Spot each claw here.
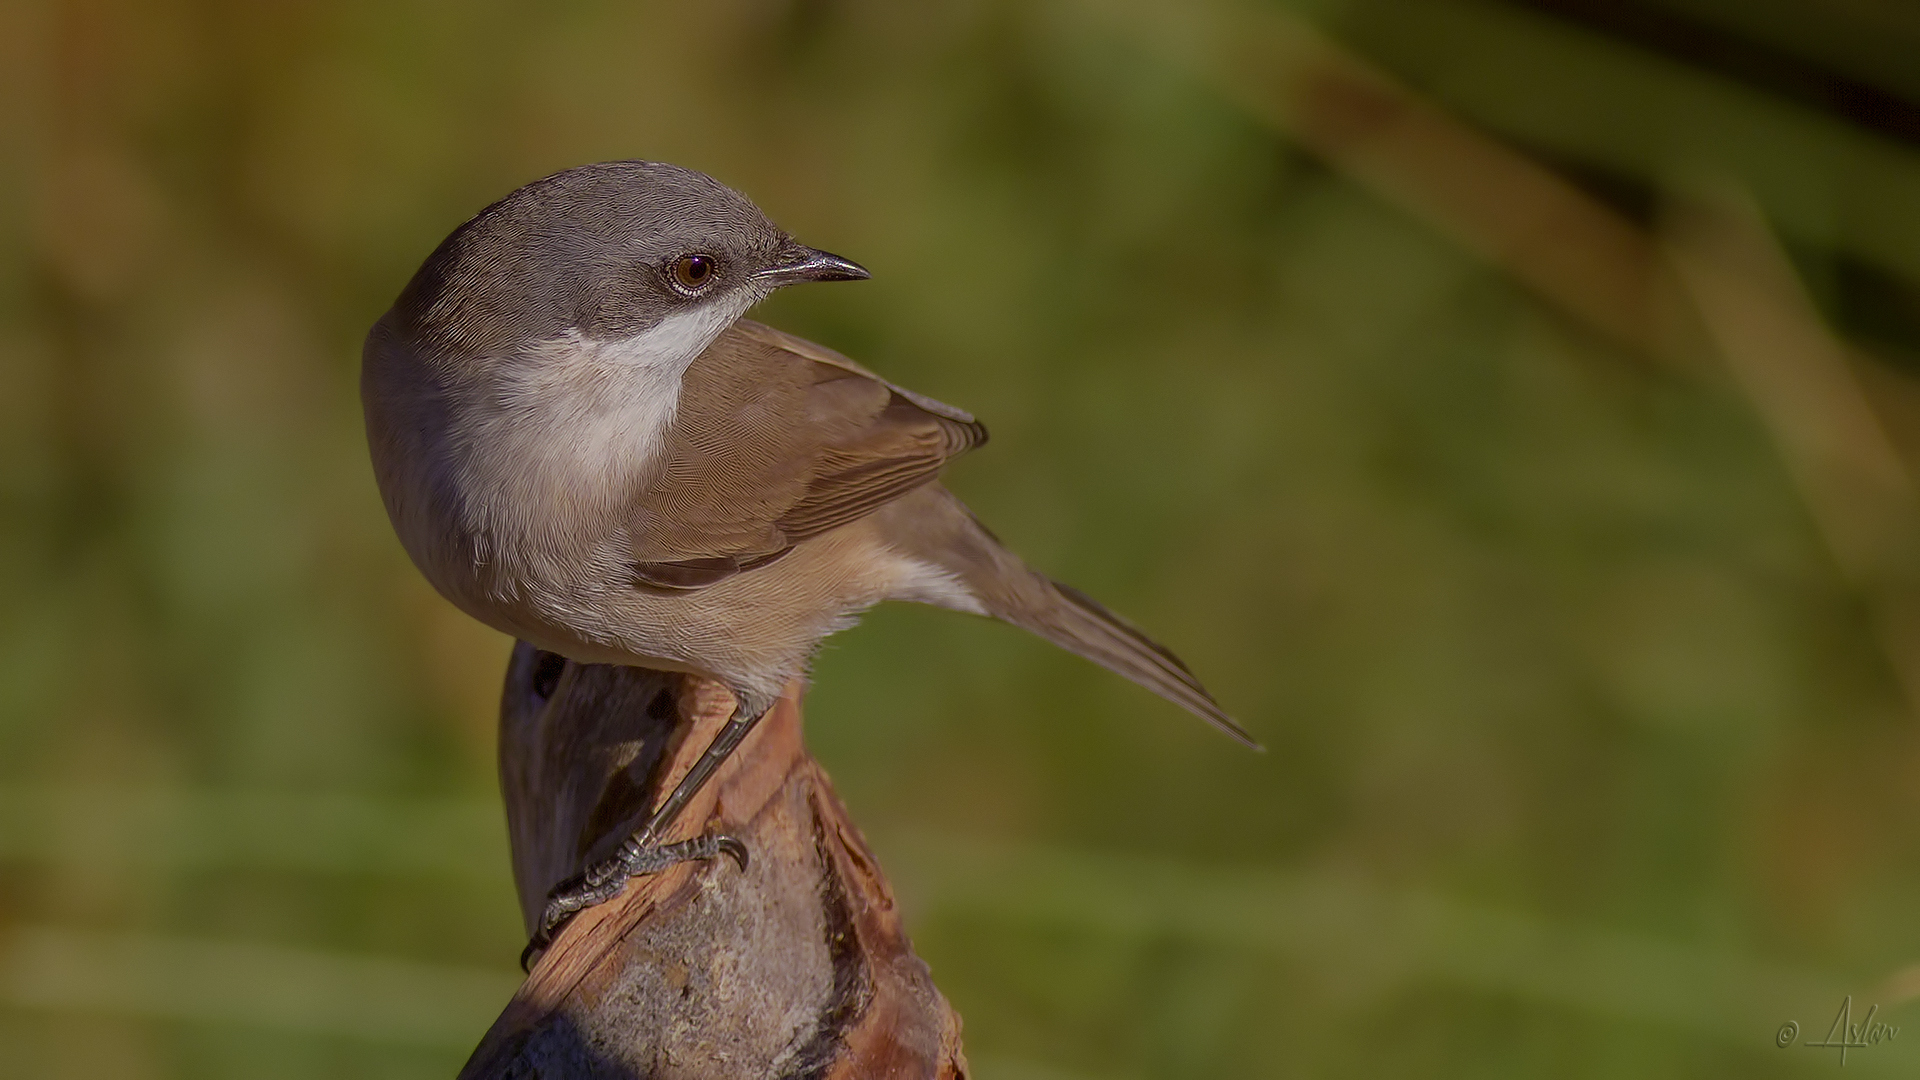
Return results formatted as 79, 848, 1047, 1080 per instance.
519, 831, 752, 971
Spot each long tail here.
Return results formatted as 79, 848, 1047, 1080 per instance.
878, 486, 1261, 750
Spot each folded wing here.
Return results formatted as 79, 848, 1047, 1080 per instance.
629, 319, 986, 590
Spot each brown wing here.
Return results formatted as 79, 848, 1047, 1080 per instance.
629, 319, 986, 590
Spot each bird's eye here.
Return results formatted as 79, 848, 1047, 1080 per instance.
670, 254, 718, 293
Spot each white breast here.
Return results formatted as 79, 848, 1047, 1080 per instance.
451, 304, 740, 551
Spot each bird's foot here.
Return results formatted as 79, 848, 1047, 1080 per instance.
520, 832, 748, 970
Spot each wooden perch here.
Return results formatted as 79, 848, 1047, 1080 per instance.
458, 642, 968, 1079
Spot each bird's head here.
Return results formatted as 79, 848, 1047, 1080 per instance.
393, 160, 867, 360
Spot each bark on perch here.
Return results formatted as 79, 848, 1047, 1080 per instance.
458, 641, 967, 1079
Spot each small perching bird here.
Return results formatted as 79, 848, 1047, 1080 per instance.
361, 161, 1257, 962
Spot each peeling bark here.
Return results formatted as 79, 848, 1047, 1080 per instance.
458, 642, 967, 1080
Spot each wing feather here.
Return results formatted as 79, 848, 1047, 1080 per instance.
628, 319, 984, 589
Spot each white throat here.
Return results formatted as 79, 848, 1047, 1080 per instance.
456, 303, 742, 542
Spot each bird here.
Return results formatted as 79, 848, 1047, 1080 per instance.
361, 160, 1257, 964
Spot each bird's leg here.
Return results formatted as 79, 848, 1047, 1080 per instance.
521, 706, 767, 969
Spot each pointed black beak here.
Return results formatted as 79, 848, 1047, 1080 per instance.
755, 242, 870, 286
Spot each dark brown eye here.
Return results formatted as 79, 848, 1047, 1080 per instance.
670, 254, 717, 293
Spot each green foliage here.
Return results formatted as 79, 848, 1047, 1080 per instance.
5, 0, 1920, 1075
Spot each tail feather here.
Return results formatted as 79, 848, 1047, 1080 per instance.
880, 484, 1260, 749
1025, 580, 1262, 750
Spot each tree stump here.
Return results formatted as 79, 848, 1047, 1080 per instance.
456, 642, 967, 1079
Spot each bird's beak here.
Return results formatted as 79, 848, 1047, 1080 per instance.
755, 242, 870, 286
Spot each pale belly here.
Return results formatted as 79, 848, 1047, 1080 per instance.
443, 515, 930, 714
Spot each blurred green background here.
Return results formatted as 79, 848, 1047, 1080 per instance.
9, 0, 1920, 1075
